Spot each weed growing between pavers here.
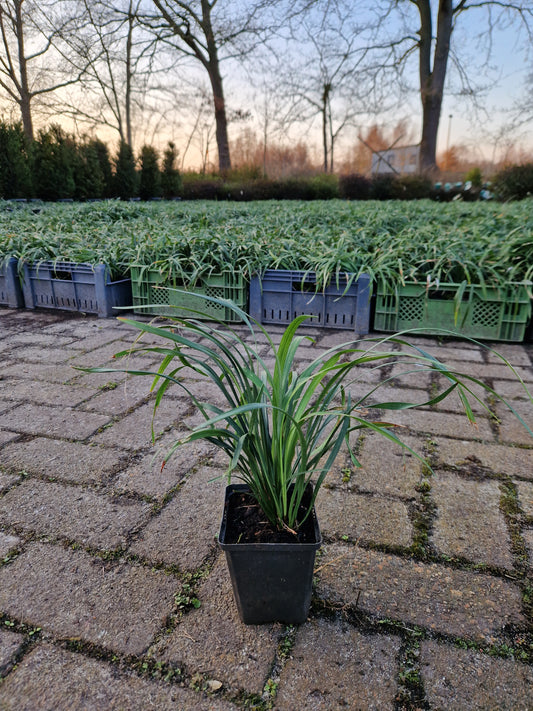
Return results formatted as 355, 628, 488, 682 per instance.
0, 620, 41, 682
260, 625, 297, 707
410, 457, 436, 560
499, 480, 533, 626
396, 630, 429, 710
61, 638, 186, 686
453, 632, 533, 664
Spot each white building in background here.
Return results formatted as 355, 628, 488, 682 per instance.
371, 144, 420, 175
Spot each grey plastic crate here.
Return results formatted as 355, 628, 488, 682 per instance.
0, 257, 24, 308
21, 261, 131, 318
249, 269, 371, 333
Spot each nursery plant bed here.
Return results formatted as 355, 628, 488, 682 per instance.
0, 257, 24, 308
218, 484, 321, 625
249, 269, 371, 333
21, 261, 132, 318
374, 281, 531, 342
131, 266, 247, 321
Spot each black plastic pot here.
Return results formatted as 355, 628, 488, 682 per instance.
218, 484, 321, 625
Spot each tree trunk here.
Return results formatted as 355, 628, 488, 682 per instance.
321, 82, 331, 173
208, 66, 231, 173
202, 0, 231, 173
14, 0, 33, 140
19, 90, 33, 141
417, 0, 453, 173
125, 4, 134, 148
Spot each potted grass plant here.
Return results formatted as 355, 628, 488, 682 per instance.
88, 294, 532, 625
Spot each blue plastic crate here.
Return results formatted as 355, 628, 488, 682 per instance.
250, 270, 371, 333
0, 257, 24, 308
21, 261, 132, 318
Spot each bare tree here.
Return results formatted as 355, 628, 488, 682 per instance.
59, 0, 175, 148
273, 0, 382, 173
141, 0, 270, 173
375, 0, 533, 173
0, 0, 82, 139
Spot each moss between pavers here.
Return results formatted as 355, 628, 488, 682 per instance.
515, 480, 533, 518
0, 533, 21, 561
434, 437, 533, 481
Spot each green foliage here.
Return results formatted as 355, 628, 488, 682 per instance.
0, 121, 32, 199
464, 167, 483, 188
397, 175, 432, 199
492, 163, 533, 201
2, 199, 533, 288
31, 125, 76, 200
74, 139, 107, 200
113, 140, 138, 199
139, 144, 162, 200
161, 142, 182, 198
84, 302, 531, 532
339, 173, 371, 200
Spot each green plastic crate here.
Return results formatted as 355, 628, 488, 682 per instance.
131, 266, 247, 321
374, 281, 531, 342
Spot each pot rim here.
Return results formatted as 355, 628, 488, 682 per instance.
218, 483, 322, 551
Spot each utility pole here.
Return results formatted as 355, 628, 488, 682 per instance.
446, 114, 453, 153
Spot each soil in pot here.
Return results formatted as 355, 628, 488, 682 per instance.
224, 487, 317, 544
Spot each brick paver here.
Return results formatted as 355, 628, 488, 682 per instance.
0, 644, 238, 710
431, 472, 514, 568
421, 639, 533, 710
0, 310, 532, 709
275, 618, 400, 709
0, 479, 150, 550
0, 543, 177, 655
317, 543, 524, 642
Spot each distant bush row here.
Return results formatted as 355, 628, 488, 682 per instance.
2, 120, 533, 202
0, 122, 181, 201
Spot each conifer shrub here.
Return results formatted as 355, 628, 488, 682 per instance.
113, 141, 138, 199
31, 125, 75, 201
0, 121, 32, 199
161, 142, 182, 198
139, 145, 162, 200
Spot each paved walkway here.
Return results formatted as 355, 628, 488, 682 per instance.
0, 307, 532, 710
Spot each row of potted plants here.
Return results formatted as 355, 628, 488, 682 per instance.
2, 199, 533, 288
